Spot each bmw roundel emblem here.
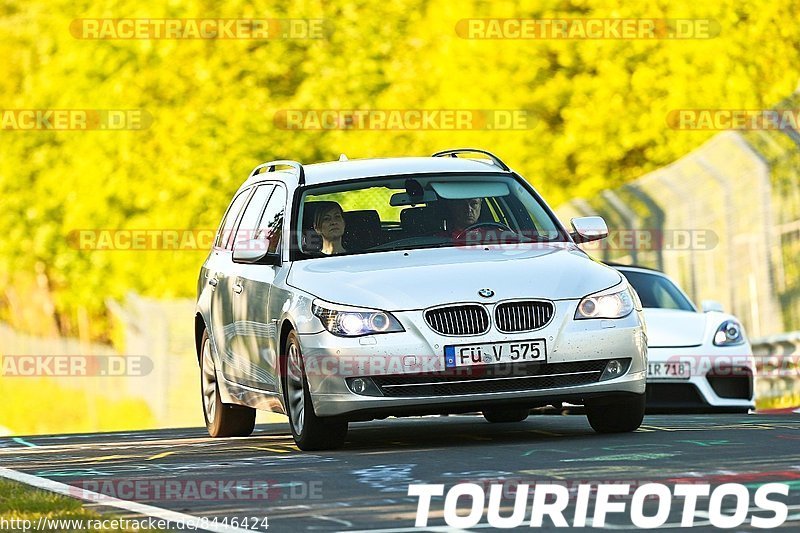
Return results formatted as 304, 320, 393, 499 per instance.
478, 288, 494, 298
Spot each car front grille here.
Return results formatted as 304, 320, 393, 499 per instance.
494, 300, 554, 332
371, 359, 615, 397
425, 304, 490, 336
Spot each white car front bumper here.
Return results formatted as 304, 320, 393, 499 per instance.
646, 343, 755, 411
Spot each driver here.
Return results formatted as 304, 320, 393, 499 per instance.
443, 198, 482, 232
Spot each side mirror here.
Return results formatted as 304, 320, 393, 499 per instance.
701, 300, 724, 313
232, 239, 281, 265
570, 216, 609, 243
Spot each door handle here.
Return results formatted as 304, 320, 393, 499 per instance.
208, 277, 218, 287
232, 282, 243, 294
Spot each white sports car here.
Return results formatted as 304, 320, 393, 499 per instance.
614, 265, 755, 413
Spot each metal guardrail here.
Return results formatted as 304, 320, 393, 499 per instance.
751, 331, 800, 356
555, 110, 800, 339
750, 331, 800, 410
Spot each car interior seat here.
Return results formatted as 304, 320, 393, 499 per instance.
400, 205, 443, 236
342, 210, 383, 251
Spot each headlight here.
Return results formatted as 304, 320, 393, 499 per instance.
575, 284, 635, 320
714, 319, 745, 346
312, 299, 405, 337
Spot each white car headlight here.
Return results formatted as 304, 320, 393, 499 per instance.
312, 299, 405, 337
575, 284, 636, 320
713, 319, 745, 346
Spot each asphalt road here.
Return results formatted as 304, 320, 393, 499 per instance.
1, 413, 800, 531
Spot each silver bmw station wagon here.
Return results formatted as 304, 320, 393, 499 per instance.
195, 149, 647, 450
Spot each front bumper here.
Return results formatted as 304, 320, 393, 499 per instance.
298, 301, 647, 417
646, 344, 755, 410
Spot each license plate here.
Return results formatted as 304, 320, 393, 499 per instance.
647, 362, 691, 380
444, 340, 546, 368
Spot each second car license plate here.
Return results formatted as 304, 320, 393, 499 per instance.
444, 340, 546, 368
647, 361, 691, 380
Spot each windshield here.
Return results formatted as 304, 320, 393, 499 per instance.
619, 270, 696, 312
294, 173, 567, 258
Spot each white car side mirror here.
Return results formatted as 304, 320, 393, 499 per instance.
570, 216, 608, 243
701, 299, 724, 313
233, 239, 280, 265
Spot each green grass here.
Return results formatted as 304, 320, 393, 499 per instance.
0, 479, 154, 532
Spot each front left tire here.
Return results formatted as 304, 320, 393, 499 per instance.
200, 330, 256, 437
585, 393, 646, 433
483, 406, 530, 423
283, 330, 348, 450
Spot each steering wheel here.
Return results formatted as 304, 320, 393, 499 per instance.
454, 221, 515, 240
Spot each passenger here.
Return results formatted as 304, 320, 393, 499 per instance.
443, 198, 482, 233
313, 202, 347, 255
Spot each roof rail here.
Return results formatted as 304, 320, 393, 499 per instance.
431, 148, 510, 171
249, 160, 305, 185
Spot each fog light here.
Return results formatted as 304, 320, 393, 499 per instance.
599, 359, 630, 381
351, 378, 367, 394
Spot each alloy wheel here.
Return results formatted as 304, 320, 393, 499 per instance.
286, 342, 305, 434
201, 338, 217, 422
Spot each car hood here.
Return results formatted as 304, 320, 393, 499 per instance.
642, 308, 708, 347
287, 244, 622, 310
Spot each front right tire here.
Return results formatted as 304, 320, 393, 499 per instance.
283, 330, 348, 451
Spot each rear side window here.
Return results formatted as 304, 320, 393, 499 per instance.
256, 185, 287, 255
215, 189, 251, 250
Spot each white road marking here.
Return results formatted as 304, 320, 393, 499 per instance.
341, 520, 715, 532
310, 514, 353, 528
0, 467, 256, 533
694, 502, 800, 519
341, 506, 800, 532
